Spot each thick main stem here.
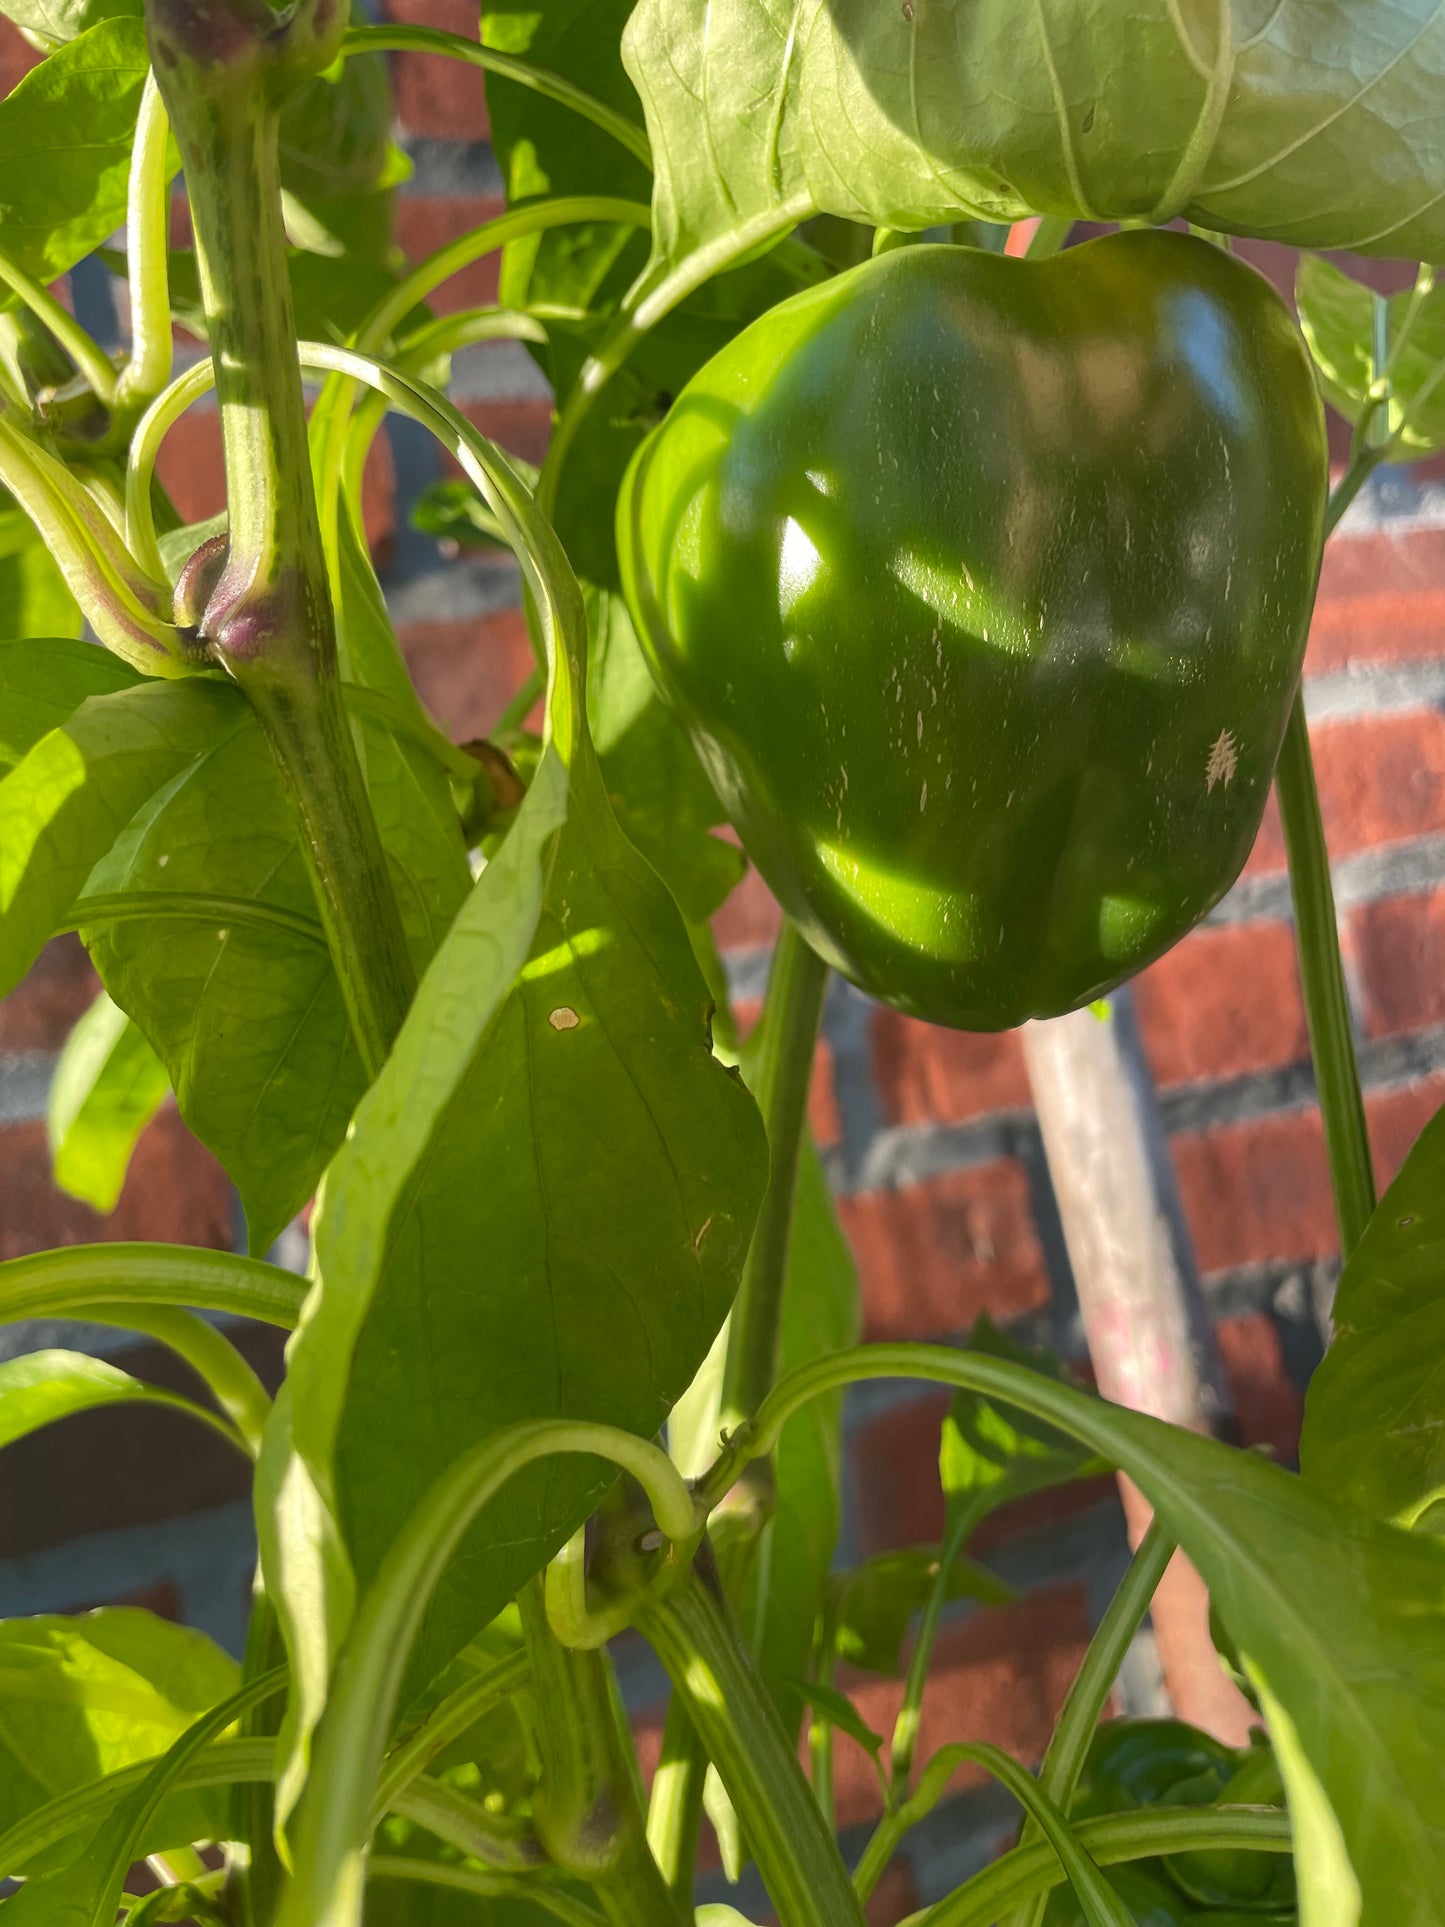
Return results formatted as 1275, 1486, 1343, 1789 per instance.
519, 1582, 686, 1927
638, 1547, 867, 1927
147, 0, 414, 1075
720, 922, 830, 1433
1275, 691, 1375, 1255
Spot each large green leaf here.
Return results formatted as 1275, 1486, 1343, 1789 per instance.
1301, 1101, 1445, 1534
0, 1609, 237, 1878
624, 0, 1445, 274
47, 988, 168, 1213
1297, 255, 1445, 458
0, 677, 238, 1001
0, 17, 156, 292
0, 637, 136, 776
82, 706, 469, 1256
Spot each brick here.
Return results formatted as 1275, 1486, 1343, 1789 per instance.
870, 1013, 1029, 1128
1172, 1108, 1335, 1274
398, 608, 537, 742
850, 1387, 1114, 1558
864, 1862, 920, 1926
837, 1163, 1050, 1342
1367, 1074, 1445, 1190
1308, 527, 1445, 673
0, 937, 97, 1054
828, 1584, 1091, 1829
1214, 1312, 1303, 1461
0, 20, 41, 95
1348, 889, 1445, 1038
0, 1110, 233, 1260
455, 397, 553, 471
712, 867, 782, 951
1246, 710, 1445, 875
395, 197, 506, 313
155, 410, 396, 551
1132, 922, 1307, 1086
0, 1326, 283, 1557
385, 0, 489, 141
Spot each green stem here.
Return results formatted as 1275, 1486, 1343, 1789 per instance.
225, 1586, 288, 1927
116, 73, 174, 412
341, 25, 652, 168
0, 241, 117, 404
520, 1581, 686, 1927
276, 1420, 694, 1927
809, 1590, 841, 1829
914, 1806, 1292, 1927
644, 1695, 707, 1906
368, 1860, 609, 1927
148, 0, 414, 1079
886, 1498, 988, 1803
78, 1302, 272, 1454
720, 922, 830, 1432
372, 1651, 530, 1814
1003, 1518, 1176, 1927
637, 1547, 867, 1927
1274, 692, 1375, 1255
0, 1242, 305, 1328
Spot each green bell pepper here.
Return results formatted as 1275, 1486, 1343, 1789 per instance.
619, 232, 1327, 1029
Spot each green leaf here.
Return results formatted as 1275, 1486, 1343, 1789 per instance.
0, 678, 239, 1001
1297, 255, 1445, 458
0, 0, 139, 45
0, 1666, 281, 1923
0, 1347, 235, 1453
0, 636, 137, 777
0, 18, 156, 293
82, 705, 469, 1255
624, 0, 1445, 274
48, 989, 168, 1213
482, 0, 651, 319
0, 1609, 237, 1879
279, 41, 407, 266
1300, 1099, 1445, 1532
832, 1543, 1012, 1676
787, 1678, 885, 1764
0, 511, 82, 648
941, 1317, 1104, 1531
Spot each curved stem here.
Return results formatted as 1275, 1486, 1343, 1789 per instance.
126, 359, 216, 581
886, 1498, 988, 1803
0, 242, 116, 405
71, 1302, 272, 1455
64, 889, 327, 949
276, 1421, 695, 1927
915, 1806, 1292, 1927
371, 1651, 530, 1814
1004, 1517, 1176, 1927
1274, 692, 1374, 1255
637, 1546, 866, 1927
341, 25, 651, 168
719, 922, 829, 1432
0, 1243, 305, 1329
116, 74, 174, 411
367, 1860, 607, 1927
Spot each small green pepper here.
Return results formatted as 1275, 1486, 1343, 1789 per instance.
619, 232, 1327, 1029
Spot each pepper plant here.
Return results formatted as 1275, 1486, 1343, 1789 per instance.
1, 2, 1444, 1924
